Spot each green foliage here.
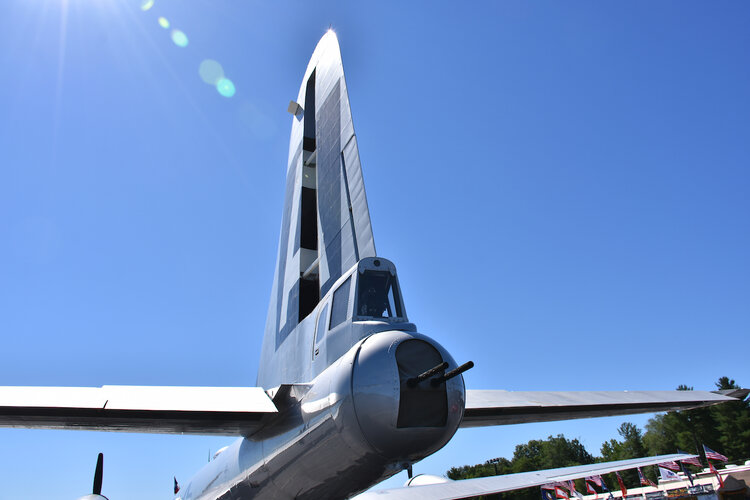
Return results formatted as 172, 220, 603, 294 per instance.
447, 457, 512, 481
446, 435, 594, 500
712, 377, 750, 461
513, 434, 594, 472
447, 377, 749, 499
447, 457, 512, 500
600, 422, 646, 460
642, 377, 750, 464
600, 422, 646, 486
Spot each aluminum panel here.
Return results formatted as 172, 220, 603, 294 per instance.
461, 389, 737, 427
317, 79, 343, 297
0, 386, 277, 435
354, 454, 699, 500
104, 386, 276, 413
0, 387, 105, 409
274, 146, 302, 348
342, 137, 376, 258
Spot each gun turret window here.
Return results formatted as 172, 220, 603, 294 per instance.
356, 271, 403, 319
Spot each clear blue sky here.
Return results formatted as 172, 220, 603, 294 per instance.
1, 1, 749, 498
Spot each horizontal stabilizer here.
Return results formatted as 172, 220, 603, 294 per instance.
462, 389, 737, 428
355, 453, 697, 499
0, 386, 277, 436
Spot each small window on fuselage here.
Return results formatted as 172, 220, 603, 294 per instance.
329, 276, 351, 330
356, 271, 403, 319
315, 303, 329, 345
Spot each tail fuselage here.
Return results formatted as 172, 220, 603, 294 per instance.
179, 290, 465, 498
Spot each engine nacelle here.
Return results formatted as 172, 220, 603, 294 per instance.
405, 474, 453, 487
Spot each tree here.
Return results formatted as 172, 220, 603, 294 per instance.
712, 377, 750, 461
512, 434, 594, 472
510, 436, 593, 499
447, 377, 748, 499
447, 457, 512, 480
643, 413, 679, 455
448, 435, 593, 500
643, 377, 749, 464
600, 422, 647, 486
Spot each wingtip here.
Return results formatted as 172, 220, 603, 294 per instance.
712, 388, 749, 400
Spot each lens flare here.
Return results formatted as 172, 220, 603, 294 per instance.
140, 0, 154, 11
158, 17, 170, 29
216, 78, 236, 98
171, 30, 189, 48
199, 60, 224, 85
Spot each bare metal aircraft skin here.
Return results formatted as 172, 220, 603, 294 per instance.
0, 31, 744, 500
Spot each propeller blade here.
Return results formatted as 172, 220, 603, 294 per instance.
93, 453, 103, 495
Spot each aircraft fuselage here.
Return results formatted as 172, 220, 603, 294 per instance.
179, 261, 465, 498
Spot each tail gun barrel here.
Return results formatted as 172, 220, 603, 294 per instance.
407, 362, 449, 388
431, 361, 474, 387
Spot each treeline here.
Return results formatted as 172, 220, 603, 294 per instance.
447, 377, 749, 500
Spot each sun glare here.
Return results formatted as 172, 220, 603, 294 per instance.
216, 78, 236, 98
199, 59, 224, 85
129, 0, 237, 99
171, 29, 188, 47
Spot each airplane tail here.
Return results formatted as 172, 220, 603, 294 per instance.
258, 31, 376, 387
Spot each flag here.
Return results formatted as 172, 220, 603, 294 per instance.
589, 475, 609, 492
615, 472, 627, 498
554, 481, 571, 492
555, 485, 569, 499
703, 445, 728, 462
658, 461, 681, 472
658, 466, 681, 481
709, 462, 725, 488
586, 476, 603, 488
586, 475, 606, 498
585, 479, 600, 500
637, 467, 648, 486
174, 476, 180, 494
678, 450, 702, 467
638, 467, 657, 488
598, 475, 609, 492
568, 480, 584, 499
541, 486, 557, 500
680, 462, 694, 486
585, 478, 597, 494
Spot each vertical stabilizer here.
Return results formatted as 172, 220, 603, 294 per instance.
258, 31, 375, 387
